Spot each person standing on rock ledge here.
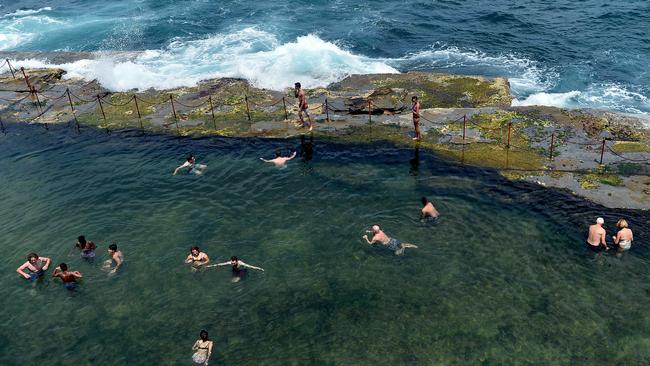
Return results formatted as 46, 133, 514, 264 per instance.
295, 82, 313, 131
411, 96, 421, 140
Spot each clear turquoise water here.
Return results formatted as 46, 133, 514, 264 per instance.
0, 124, 649, 364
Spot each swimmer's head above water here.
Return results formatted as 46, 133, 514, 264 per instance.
596, 217, 604, 225
200, 329, 209, 341
59, 262, 68, 271
77, 235, 86, 246
372, 225, 380, 234
421, 196, 428, 205
230, 256, 239, 267
108, 243, 118, 254
190, 246, 200, 256
27, 252, 39, 264
186, 154, 195, 163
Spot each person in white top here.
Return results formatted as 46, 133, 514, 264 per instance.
173, 154, 207, 175
612, 219, 634, 251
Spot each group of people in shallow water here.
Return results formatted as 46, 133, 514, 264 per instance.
587, 217, 635, 256
16, 236, 124, 289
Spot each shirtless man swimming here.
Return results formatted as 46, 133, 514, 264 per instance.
185, 246, 210, 267
16, 253, 51, 280
107, 243, 124, 274
420, 196, 439, 219
587, 217, 609, 252
294, 82, 313, 131
52, 263, 82, 290
209, 256, 264, 282
362, 225, 418, 255
260, 150, 296, 167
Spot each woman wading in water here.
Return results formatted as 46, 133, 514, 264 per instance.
191, 329, 213, 365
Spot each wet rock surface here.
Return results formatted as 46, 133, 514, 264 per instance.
0, 64, 648, 209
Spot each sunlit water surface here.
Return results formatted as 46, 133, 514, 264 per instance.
0, 124, 648, 365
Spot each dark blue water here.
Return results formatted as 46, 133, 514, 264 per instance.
1, 1, 649, 114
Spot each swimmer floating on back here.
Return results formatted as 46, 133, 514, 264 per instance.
174, 154, 207, 175
191, 329, 213, 365
208, 256, 264, 282
260, 150, 296, 167
363, 225, 418, 255
52, 263, 82, 290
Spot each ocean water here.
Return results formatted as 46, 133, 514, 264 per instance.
0, 124, 649, 364
0, 1, 649, 116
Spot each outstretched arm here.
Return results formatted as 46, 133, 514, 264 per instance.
287, 151, 297, 161
240, 261, 264, 271
16, 263, 31, 279
362, 235, 376, 245
73, 271, 83, 278
173, 161, 191, 175
51, 267, 61, 278
260, 158, 271, 163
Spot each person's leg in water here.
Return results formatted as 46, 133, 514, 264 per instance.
395, 243, 418, 255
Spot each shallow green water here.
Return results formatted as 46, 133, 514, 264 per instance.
0, 125, 649, 365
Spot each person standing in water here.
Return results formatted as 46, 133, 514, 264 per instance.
51, 263, 83, 290
191, 329, 213, 365
106, 243, 124, 274
363, 225, 418, 255
411, 96, 421, 140
420, 196, 439, 220
16, 253, 51, 280
185, 246, 210, 268
74, 235, 97, 259
260, 150, 296, 167
295, 82, 313, 131
587, 217, 609, 252
173, 154, 207, 175
612, 219, 634, 252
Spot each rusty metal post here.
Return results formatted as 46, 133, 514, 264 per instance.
97, 95, 108, 133
169, 95, 179, 135
368, 99, 372, 124
32, 86, 43, 113
599, 139, 606, 165
462, 114, 466, 145
6, 59, 15, 79
244, 95, 251, 121
282, 96, 288, 120
134, 95, 144, 130
20, 67, 31, 90
66, 88, 80, 133
208, 96, 217, 130
549, 132, 555, 160
506, 122, 512, 148
325, 98, 330, 123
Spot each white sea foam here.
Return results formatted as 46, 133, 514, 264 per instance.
512, 91, 582, 108
2, 7, 52, 18
0, 13, 65, 51
11, 28, 398, 91
5, 28, 649, 118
